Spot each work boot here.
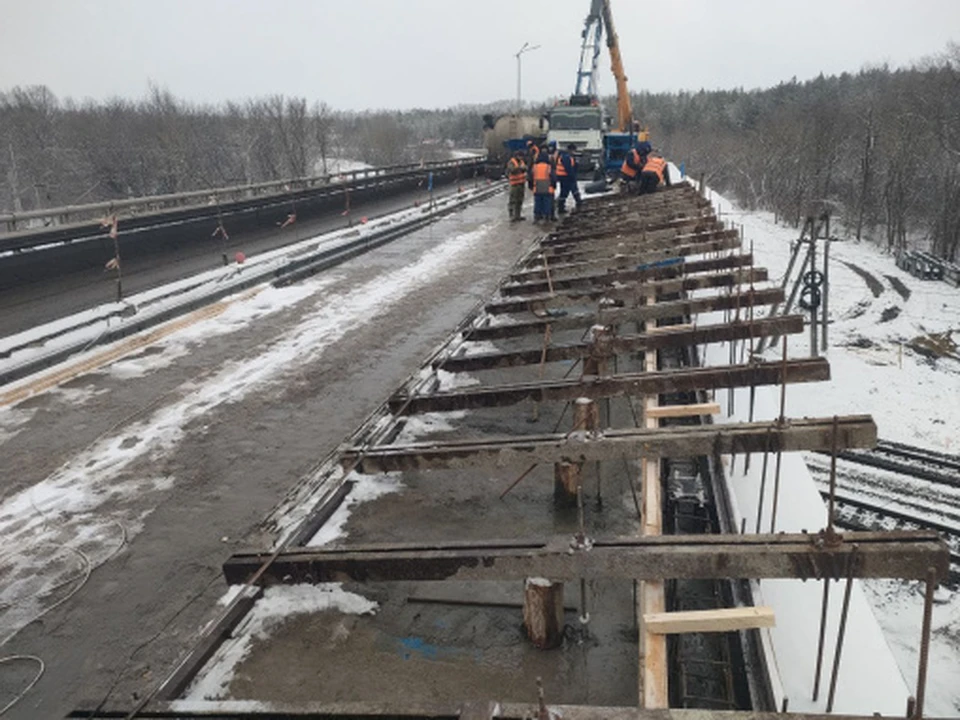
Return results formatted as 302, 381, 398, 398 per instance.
517, 215, 526, 221
557, 200, 567, 215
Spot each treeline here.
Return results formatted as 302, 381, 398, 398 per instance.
0, 86, 506, 211
634, 43, 960, 261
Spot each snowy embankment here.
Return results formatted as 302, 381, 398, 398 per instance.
701, 182, 960, 716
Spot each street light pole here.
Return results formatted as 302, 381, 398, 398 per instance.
515, 42, 541, 115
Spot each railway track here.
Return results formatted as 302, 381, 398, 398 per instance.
816, 489, 960, 583
816, 439, 960, 488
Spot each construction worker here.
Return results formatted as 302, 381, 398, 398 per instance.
505, 150, 528, 222
555, 143, 582, 215
638, 152, 671, 195
620, 142, 647, 191
526, 139, 540, 167
528, 149, 556, 223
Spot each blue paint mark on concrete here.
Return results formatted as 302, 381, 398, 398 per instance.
399, 636, 440, 660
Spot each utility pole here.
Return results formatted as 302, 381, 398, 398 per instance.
515, 42, 541, 115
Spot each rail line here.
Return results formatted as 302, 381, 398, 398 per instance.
815, 439, 960, 488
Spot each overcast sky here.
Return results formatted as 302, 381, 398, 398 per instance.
1, 0, 958, 110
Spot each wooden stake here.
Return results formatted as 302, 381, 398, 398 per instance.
523, 578, 565, 650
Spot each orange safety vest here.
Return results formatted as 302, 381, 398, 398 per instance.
532, 162, 553, 193
556, 153, 575, 178
643, 155, 667, 182
621, 149, 641, 178
507, 157, 527, 185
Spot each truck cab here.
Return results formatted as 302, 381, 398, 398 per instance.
547, 96, 604, 167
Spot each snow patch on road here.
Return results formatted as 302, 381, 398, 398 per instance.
185, 583, 377, 700
306, 472, 404, 547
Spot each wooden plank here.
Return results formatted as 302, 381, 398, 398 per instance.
643, 606, 776, 634
645, 403, 721, 419
221, 531, 950, 586
394, 357, 830, 414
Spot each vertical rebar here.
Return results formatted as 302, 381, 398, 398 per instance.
770, 447, 784, 534
827, 415, 840, 535
755, 429, 772, 534
812, 578, 831, 701
825, 553, 857, 713
809, 221, 819, 357
822, 225, 831, 351
914, 566, 937, 720
779, 335, 788, 423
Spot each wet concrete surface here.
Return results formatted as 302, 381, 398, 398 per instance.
0, 191, 543, 718
199, 303, 651, 707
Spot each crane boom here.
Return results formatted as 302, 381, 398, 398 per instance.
600, 0, 633, 132
573, 0, 604, 99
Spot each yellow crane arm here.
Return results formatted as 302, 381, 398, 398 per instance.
601, 0, 633, 133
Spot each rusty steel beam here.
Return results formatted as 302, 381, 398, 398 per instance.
540, 228, 740, 265
408, 357, 828, 413
511, 235, 742, 284
345, 414, 872, 472
468, 288, 784, 341
501, 253, 753, 297
544, 214, 720, 247
222, 530, 946, 586
487, 269, 767, 316
438, 316, 803, 373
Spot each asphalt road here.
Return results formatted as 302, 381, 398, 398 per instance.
0, 191, 539, 718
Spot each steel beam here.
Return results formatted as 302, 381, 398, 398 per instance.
344, 415, 874, 472
511, 236, 743, 283
488, 269, 768, 315
439, 316, 804, 373
540, 228, 740, 265
467, 289, 784, 341
222, 530, 946, 586
501, 253, 754, 296
544, 214, 720, 247
406, 357, 828, 412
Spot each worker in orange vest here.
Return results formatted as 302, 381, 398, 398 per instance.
638, 152, 671, 195
620, 141, 649, 192
505, 150, 528, 222
528, 149, 556, 223
526, 139, 540, 167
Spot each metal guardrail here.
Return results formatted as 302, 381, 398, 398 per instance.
0, 156, 485, 235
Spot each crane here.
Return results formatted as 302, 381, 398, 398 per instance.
599, 0, 634, 133
573, 0, 604, 101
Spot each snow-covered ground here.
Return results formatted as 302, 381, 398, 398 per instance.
705, 185, 960, 716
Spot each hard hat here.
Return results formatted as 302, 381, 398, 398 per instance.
548, 140, 557, 148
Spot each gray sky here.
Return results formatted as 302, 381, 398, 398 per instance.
1, 0, 958, 110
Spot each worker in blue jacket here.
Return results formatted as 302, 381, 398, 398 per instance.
555, 144, 582, 215
528, 150, 557, 223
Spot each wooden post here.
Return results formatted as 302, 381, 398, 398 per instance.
523, 578, 565, 649
572, 397, 599, 433
554, 459, 582, 506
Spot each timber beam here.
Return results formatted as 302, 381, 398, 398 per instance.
466, 289, 784, 341
404, 357, 828, 413
509, 235, 742, 284
439, 316, 804, 374
343, 415, 875, 472
501, 253, 754, 296
222, 530, 946, 586
487, 269, 768, 315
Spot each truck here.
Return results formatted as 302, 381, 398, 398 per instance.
482, 114, 548, 178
